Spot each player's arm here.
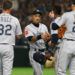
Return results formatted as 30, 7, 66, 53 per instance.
45, 31, 59, 55
25, 28, 51, 43
52, 13, 66, 30
49, 22, 59, 45
25, 27, 43, 43
41, 24, 51, 42
27, 35, 42, 43
51, 23, 61, 44
51, 13, 67, 44
51, 34, 58, 45
15, 19, 22, 40
45, 34, 58, 56
26, 33, 51, 43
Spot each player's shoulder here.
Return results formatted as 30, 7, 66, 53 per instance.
54, 17, 61, 23
62, 11, 74, 19
25, 23, 33, 29
39, 23, 47, 27
62, 11, 72, 16
11, 15, 19, 22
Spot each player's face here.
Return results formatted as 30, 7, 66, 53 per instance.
48, 11, 54, 19
71, 4, 75, 10
31, 14, 41, 24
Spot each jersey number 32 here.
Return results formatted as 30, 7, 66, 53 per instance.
0, 24, 12, 35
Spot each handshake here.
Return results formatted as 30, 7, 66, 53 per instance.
41, 32, 51, 42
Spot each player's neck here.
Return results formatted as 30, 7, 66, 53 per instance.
32, 23, 39, 27
3, 9, 11, 14
54, 15, 60, 19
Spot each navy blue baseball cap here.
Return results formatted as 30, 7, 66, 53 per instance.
31, 9, 42, 15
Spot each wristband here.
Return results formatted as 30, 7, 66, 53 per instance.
37, 35, 41, 40
51, 34, 58, 44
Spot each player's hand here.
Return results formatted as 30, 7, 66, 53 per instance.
41, 32, 51, 42
45, 51, 52, 60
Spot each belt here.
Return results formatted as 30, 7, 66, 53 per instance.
39, 49, 45, 52
35, 49, 45, 52
63, 38, 75, 41
0, 43, 9, 45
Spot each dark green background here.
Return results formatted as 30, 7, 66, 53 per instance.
14, 45, 30, 67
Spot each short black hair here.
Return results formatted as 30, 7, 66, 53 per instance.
53, 5, 62, 15
3, 0, 12, 10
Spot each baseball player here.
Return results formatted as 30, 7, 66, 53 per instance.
0, 1, 22, 75
25, 9, 50, 75
49, 5, 66, 75
52, 0, 75, 75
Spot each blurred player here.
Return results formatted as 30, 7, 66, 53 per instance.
25, 9, 50, 75
49, 5, 66, 75
0, 1, 22, 75
52, 0, 75, 75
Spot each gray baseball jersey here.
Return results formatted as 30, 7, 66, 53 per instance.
0, 13, 22, 45
50, 17, 62, 43
25, 23, 48, 50
0, 13, 22, 75
25, 23, 48, 75
57, 11, 75, 40
56, 11, 75, 75
50, 17, 62, 75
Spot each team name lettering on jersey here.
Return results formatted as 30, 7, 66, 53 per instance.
0, 17, 12, 22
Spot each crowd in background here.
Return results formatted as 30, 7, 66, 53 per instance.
0, 0, 72, 30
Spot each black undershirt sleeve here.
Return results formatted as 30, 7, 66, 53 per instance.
27, 35, 41, 41
51, 34, 59, 44
27, 36, 33, 41
52, 23, 59, 30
